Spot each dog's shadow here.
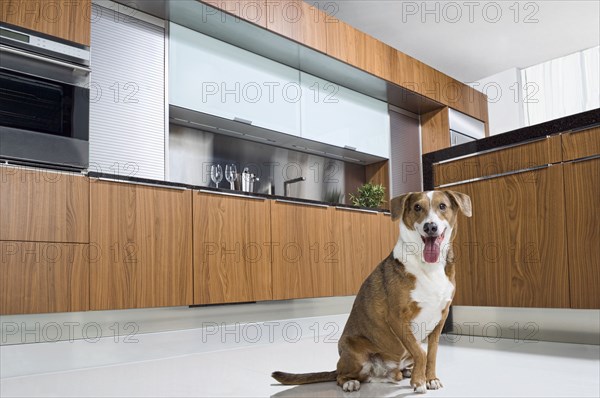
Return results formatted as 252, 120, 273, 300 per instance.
271, 381, 421, 398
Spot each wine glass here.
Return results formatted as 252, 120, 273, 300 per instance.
210, 164, 223, 188
225, 164, 237, 190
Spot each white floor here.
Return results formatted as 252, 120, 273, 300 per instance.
1, 313, 599, 397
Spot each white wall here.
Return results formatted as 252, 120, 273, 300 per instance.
473, 46, 600, 135
471, 68, 526, 136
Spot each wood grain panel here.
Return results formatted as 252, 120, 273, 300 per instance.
391, 50, 420, 92
450, 165, 569, 308
434, 135, 562, 186
564, 158, 600, 309
205, 0, 267, 27
271, 201, 334, 299
325, 16, 359, 64
90, 180, 193, 310
0, 166, 89, 243
365, 160, 390, 206
0, 241, 89, 315
266, 0, 327, 52
562, 126, 600, 162
361, 35, 394, 81
0, 0, 91, 46
379, 213, 399, 260
421, 107, 450, 154
194, 192, 272, 304
333, 208, 382, 296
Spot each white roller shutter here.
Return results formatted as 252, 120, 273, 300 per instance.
389, 110, 422, 196
89, 5, 165, 180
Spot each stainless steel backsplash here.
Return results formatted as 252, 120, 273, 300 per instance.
169, 124, 366, 203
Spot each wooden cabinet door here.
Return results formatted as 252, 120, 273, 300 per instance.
0, 0, 91, 46
90, 180, 193, 310
0, 166, 89, 243
0, 242, 89, 315
449, 165, 570, 308
206, 0, 267, 27
564, 158, 600, 309
266, 0, 327, 52
194, 191, 272, 304
333, 208, 383, 296
271, 201, 334, 299
379, 213, 399, 259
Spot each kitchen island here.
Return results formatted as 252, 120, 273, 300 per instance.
422, 108, 600, 309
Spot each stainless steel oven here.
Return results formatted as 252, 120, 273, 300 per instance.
0, 24, 90, 170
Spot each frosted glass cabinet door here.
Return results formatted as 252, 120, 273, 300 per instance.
169, 23, 301, 136
300, 72, 390, 158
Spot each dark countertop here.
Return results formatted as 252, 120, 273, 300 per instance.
86, 171, 391, 213
422, 108, 600, 190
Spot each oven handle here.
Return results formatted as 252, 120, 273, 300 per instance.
0, 45, 91, 73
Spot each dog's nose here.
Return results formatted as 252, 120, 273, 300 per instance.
423, 222, 438, 236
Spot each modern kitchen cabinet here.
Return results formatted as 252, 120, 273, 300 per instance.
0, 242, 89, 315
208, 0, 267, 27
0, 0, 91, 46
89, 180, 193, 310
89, 4, 166, 180
434, 135, 570, 308
325, 17, 393, 81
193, 191, 272, 304
271, 200, 335, 299
300, 71, 390, 158
332, 207, 383, 296
448, 165, 570, 308
379, 213, 399, 259
562, 127, 600, 309
169, 22, 301, 136
266, 0, 328, 53
0, 166, 89, 243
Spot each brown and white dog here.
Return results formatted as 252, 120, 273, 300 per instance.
272, 190, 472, 393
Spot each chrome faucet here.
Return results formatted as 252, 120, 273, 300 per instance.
283, 177, 305, 197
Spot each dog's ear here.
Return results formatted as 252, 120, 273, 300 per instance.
445, 191, 472, 217
390, 193, 412, 221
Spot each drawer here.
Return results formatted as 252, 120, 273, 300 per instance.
434, 135, 562, 186
562, 126, 600, 162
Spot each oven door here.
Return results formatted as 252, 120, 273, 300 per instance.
0, 45, 90, 169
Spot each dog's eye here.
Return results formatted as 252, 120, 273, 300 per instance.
414, 204, 422, 212
439, 203, 447, 210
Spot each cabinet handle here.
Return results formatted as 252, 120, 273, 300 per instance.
0, 45, 91, 73
198, 189, 266, 200
95, 177, 188, 190
335, 206, 380, 214
435, 163, 551, 188
275, 199, 329, 208
568, 154, 600, 164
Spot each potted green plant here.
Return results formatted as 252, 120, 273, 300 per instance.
349, 183, 386, 208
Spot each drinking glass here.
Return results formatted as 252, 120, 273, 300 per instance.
225, 164, 237, 190
210, 164, 223, 188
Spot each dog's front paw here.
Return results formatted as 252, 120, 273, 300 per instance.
411, 377, 427, 394
342, 380, 360, 392
426, 378, 443, 390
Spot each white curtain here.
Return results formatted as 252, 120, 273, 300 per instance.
523, 46, 599, 125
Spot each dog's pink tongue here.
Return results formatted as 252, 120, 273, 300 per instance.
423, 237, 441, 263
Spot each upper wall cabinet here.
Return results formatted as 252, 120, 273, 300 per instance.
300, 72, 390, 158
169, 23, 301, 136
0, 0, 91, 46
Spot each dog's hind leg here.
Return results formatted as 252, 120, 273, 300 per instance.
336, 336, 374, 392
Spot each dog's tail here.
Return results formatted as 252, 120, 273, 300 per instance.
271, 370, 337, 385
